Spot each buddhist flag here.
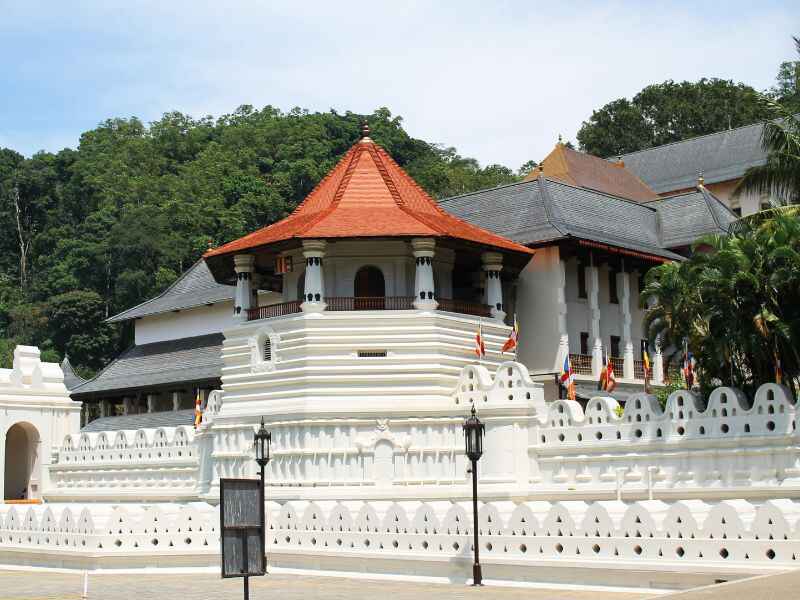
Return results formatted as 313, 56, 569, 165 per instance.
775, 348, 783, 385
605, 350, 617, 393
501, 314, 519, 354
560, 353, 576, 401
597, 348, 608, 391
194, 391, 203, 429
682, 340, 694, 389
643, 350, 651, 393
475, 320, 486, 358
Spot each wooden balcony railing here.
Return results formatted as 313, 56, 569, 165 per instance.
247, 296, 491, 320
326, 296, 416, 311
609, 356, 624, 376
436, 298, 492, 317
247, 300, 302, 321
634, 359, 646, 380
570, 354, 593, 375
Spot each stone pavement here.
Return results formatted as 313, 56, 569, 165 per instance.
0, 570, 651, 600
656, 569, 800, 600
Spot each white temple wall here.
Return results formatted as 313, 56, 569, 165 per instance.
0, 346, 80, 501
2, 497, 800, 590
134, 291, 281, 345
280, 240, 456, 301
516, 246, 563, 374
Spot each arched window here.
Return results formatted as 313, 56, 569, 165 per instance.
354, 266, 385, 309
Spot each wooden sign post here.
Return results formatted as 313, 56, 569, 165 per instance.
220, 478, 266, 600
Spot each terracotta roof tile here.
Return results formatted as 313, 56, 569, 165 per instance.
525, 144, 659, 202
206, 138, 533, 258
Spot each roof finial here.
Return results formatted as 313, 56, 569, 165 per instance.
361, 120, 371, 141
538, 162, 544, 172
207, 238, 214, 250
558, 133, 563, 145
697, 170, 705, 187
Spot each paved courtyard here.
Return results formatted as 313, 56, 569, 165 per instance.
0, 570, 651, 600
1, 569, 799, 600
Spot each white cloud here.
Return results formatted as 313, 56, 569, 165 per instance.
1, 1, 797, 168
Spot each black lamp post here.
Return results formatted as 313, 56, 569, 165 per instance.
253, 418, 271, 573
463, 404, 485, 586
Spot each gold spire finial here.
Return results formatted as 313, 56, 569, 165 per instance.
697, 171, 705, 187
361, 120, 370, 139
207, 238, 214, 250
558, 133, 563, 145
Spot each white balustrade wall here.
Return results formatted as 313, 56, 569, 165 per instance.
3, 498, 800, 588
45, 363, 800, 504
47, 426, 200, 501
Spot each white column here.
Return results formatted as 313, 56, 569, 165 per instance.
147, 393, 157, 413
300, 239, 327, 313
0, 430, 5, 500
620, 268, 634, 379
557, 258, 569, 371
587, 261, 602, 377
123, 397, 131, 416
411, 238, 437, 310
482, 251, 506, 322
233, 254, 255, 320
172, 391, 182, 412
99, 400, 107, 419
646, 296, 665, 385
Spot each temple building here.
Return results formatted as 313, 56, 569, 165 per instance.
619, 120, 770, 216
3, 126, 797, 592
70, 259, 280, 426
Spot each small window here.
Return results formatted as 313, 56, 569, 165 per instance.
638, 272, 646, 295
578, 262, 587, 299
358, 350, 387, 358
263, 338, 272, 362
609, 269, 619, 304
580, 332, 590, 355
610, 336, 621, 358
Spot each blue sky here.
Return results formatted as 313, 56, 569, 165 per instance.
0, 1, 797, 168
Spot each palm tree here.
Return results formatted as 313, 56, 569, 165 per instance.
734, 37, 800, 206
642, 211, 800, 399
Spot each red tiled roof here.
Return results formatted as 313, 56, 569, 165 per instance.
525, 144, 659, 202
205, 137, 534, 258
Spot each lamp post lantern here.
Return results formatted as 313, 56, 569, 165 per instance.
253, 418, 271, 574
463, 404, 485, 586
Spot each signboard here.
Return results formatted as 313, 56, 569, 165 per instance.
220, 478, 265, 578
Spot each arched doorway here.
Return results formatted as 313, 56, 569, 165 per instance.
4, 422, 40, 501
354, 266, 385, 309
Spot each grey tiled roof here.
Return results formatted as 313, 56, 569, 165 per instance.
441, 177, 696, 260
81, 409, 195, 432
60, 356, 86, 391
619, 122, 767, 193
71, 333, 223, 397
649, 188, 736, 248
107, 260, 234, 323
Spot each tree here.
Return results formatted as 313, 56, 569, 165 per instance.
769, 36, 800, 112
0, 106, 523, 373
578, 79, 771, 157
735, 37, 800, 206
642, 211, 800, 399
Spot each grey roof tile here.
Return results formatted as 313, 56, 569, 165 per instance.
107, 260, 234, 323
619, 122, 767, 193
441, 178, 685, 260
648, 188, 736, 248
71, 333, 223, 396
60, 356, 86, 391
81, 409, 195, 432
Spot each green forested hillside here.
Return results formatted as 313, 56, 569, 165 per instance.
0, 107, 526, 374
